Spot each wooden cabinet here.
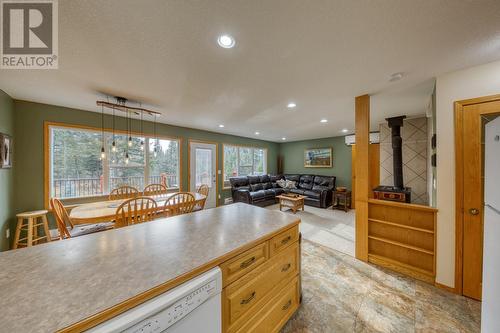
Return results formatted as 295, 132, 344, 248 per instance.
221, 226, 300, 333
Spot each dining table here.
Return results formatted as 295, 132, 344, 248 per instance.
69, 192, 207, 224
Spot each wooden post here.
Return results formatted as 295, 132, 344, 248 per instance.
355, 94, 370, 261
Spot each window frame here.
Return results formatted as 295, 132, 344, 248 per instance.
44, 121, 182, 208
222, 143, 268, 189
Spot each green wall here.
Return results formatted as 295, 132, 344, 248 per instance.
279, 136, 352, 189
0, 90, 14, 251
12, 100, 279, 217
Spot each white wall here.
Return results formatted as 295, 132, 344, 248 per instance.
435, 59, 500, 287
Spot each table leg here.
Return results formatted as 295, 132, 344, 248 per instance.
27, 218, 33, 247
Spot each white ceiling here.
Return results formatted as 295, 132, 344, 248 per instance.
1, 0, 500, 142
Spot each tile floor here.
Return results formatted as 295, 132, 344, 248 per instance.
267, 203, 356, 256
280, 240, 481, 333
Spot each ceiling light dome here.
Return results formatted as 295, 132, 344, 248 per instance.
217, 34, 235, 48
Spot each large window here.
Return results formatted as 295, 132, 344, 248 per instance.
223, 145, 267, 187
48, 124, 180, 200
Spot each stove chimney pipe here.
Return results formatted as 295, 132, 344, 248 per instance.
386, 116, 406, 189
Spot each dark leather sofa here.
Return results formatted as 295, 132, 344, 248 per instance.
229, 174, 336, 208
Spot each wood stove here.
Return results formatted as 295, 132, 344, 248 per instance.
373, 116, 412, 203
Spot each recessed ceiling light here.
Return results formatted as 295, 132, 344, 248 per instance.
287, 102, 296, 109
282, 137, 286, 141
255, 131, 260, 135
320, 119, 328, 123
341, 128, 349, 133
217, 34, 235, 49
218, 124, 225, 128
389, 72, 404, 82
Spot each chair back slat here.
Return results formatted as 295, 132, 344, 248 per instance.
50, 198, 72, 239
115, 197, 158, 228
195, 184, 209, 210
109, 185, 139, 200
164, 193, 196, 217
143, 183, 167, 197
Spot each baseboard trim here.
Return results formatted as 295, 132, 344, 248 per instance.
435, 282, 458, 294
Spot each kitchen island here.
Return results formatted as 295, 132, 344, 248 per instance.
0, 203, 300, 332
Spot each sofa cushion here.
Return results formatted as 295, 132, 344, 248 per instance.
298, 175, 314, 190
290, 188, 305, 195
248, 175, 261, 184
229, 176, 249, 188
272, 188, 285, 196
250, 183, 263, 191
284, 174, 300, 182
262, 182, 273, 190
303, 190, 321, 199
264, 189, 275, 198
270, 174, 284, 182
260, 175, 271, 183
249, 190, 265, 200
313, 176, 334, 189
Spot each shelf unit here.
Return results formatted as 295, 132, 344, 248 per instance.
367, 199, 438, 283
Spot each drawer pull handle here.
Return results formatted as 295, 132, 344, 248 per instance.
281, 236, 292, 245
240, 256, 256, 269
282, 300, 292, 311
240, 292, 256, 305
281, 263, 291, 272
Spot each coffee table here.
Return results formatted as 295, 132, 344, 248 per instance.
276, 194, 307, 214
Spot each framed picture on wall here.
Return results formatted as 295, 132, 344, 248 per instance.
0, 133, 12, 169
304, 148, 332, 168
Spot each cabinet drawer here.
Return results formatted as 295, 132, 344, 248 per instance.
225, 242, 299, 329
236, 276, 300, 333
220, 241, 269, 287
270, 225, 299, 256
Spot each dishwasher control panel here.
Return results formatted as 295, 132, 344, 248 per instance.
124, 279, 218, 333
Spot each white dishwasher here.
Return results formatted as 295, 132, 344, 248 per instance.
88, 267, 222, 333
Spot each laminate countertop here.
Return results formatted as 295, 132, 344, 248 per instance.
0, 203, 300, 333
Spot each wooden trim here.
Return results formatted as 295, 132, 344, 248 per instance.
368, 198, 438, 212
43, 121, 182, 209
368, 218, 434, 234
368, 254, 434, 284
354, 94, 370, 261
435, 282, 458, 294
57, 221, 300, 333
187, 139, 220, 207
368, 236, 434, 255
454, 93, 500, 296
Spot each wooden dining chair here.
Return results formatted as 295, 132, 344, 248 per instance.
115, 197, 158, 228
193, 184, 209, 212
143, 183, 167, 197
163, 193, 196, 217
50, 198, 113, 239
109, 185, 139, 200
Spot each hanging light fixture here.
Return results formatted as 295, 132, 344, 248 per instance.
111, 104, 116, 153
127, 109, 133, 147
100, 104, 106, 160
153, 114, 158, 157
140, 103, 144, 151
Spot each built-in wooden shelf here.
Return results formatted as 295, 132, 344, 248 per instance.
367, 199, 438, 283
368, 236, 434, 255
368, 218, 434, 234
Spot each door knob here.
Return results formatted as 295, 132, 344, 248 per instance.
469, 208, 480, 216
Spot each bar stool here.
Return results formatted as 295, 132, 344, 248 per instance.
13, 210, 51, 249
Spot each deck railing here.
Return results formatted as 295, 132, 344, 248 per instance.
53, 175, 179, 199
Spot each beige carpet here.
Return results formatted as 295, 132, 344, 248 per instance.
266, 203, 356, 256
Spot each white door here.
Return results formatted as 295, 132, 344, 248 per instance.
482, 116, 500, 332
190, 142, 217, 208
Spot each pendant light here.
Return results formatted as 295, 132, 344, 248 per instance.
100, 104, 106, 160
111, 105, 116, 153
140, 104, 144, 151
125, 109, 130, 164
128, 110, 133, 147
153, 114, 158, 157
